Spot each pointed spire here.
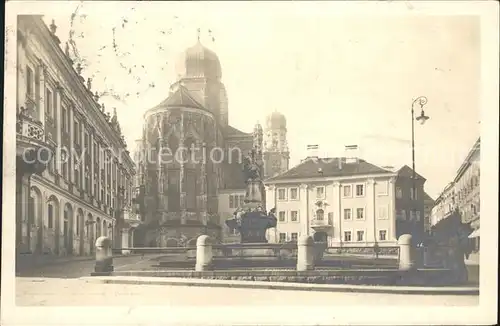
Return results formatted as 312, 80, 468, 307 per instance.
87, 78, 92, 91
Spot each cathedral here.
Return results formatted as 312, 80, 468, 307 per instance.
133, 39, 290, 246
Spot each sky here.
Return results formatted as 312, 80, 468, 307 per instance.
38, 2, 481, 199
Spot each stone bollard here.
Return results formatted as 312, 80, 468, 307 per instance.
195, 235, 213, 271
297, 235, 315, 271
93, 236, 114, 275
398, 234, 415, 271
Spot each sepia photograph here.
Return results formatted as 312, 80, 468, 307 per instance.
2, 1, 498, 325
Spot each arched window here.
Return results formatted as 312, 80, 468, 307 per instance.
184, 137, 196, 162
168, 135, 179, 162
185, 169, 197, 211
102, 220, 107, 237
316, 209, 324, 220
168, 169, 180, 212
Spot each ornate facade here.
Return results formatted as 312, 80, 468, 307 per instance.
15, 16, 137, 261
134, 40, 266, 246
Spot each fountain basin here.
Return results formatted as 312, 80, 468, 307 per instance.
107, 268, 458, 286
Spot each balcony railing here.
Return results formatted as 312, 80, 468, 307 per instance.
16, 114, 44, 142
123, 207, 141, 222
310, 218, 333, 227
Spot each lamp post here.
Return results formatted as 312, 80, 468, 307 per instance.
411, 96, 429, 241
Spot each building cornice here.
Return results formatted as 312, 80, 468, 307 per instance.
263, 172, 397, 186
454, 137, 480, 183
29, 17, 135, 171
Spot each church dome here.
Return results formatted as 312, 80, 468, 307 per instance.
176, 41, 222, 80
266, 111, 287, 130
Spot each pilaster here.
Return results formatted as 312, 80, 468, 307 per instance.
300, 184, 309, 235
16, 172, 31, 253
80, 121, 85, 192
179, 114, 186, 223
54, 84, 62, 174
38, 62, 46, 133
389, 177, 397, 241
68, 105, 74, 185
332, 181, 341, 244
367, 178, 376, 243
90, 131, 95, 198
104, 146, 108, 206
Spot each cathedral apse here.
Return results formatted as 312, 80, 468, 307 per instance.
132, 38, 290, 247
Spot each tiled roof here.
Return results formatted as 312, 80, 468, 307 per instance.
265, 157, 391, 182
153, 85, 205, 110
396, 165, 426, 181
423, 191, 434, 202
225, 125, 251, 137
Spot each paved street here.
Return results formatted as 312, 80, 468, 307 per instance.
15, 255, 478, 306
16, 276, 478, 306
16, 254, 158, 278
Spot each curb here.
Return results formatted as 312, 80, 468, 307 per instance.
80, 276, 480, 295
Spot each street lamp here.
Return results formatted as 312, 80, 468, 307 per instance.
411, 96, 429, 241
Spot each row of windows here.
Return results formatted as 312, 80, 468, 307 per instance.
277, 183, 377, 201
395, 187, 419, 200
396, 210, 421, 221
278, 232, 298, 242
343, 230, 388, 242
277, 230, 389, 243
277, 207, 390, 223
26, 64, 133, 209
229, 194, 245, 209
278, 210, 299, 222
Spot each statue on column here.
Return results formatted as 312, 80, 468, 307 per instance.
226, 148, 277, 243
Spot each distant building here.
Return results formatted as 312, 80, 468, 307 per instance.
453, 138, 480, 240
263, 111, 290, 179
431, 182, 456, 226
430, 138, 480, 262
393, 165, 427, 243
423, 192, 435, 234
264, 156, 401, 246
16, 16, 136, 258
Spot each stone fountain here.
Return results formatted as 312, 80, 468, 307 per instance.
225, 148, 277, 243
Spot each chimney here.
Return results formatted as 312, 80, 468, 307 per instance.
344, 145, 359, 164
306, 144, 319, 160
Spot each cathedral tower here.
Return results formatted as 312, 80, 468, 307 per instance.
263, 111, 290, 179
174, 38, 229, 129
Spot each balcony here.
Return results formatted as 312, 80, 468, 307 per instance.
16, 111, 55, 175
122, 206, 142, 229
310, 218, 333, 231
16, 114, 44, 142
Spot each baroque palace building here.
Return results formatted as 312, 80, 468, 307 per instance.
264, 148, 427, 246
133, 39, 290, 246
15, 15, 138, 260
